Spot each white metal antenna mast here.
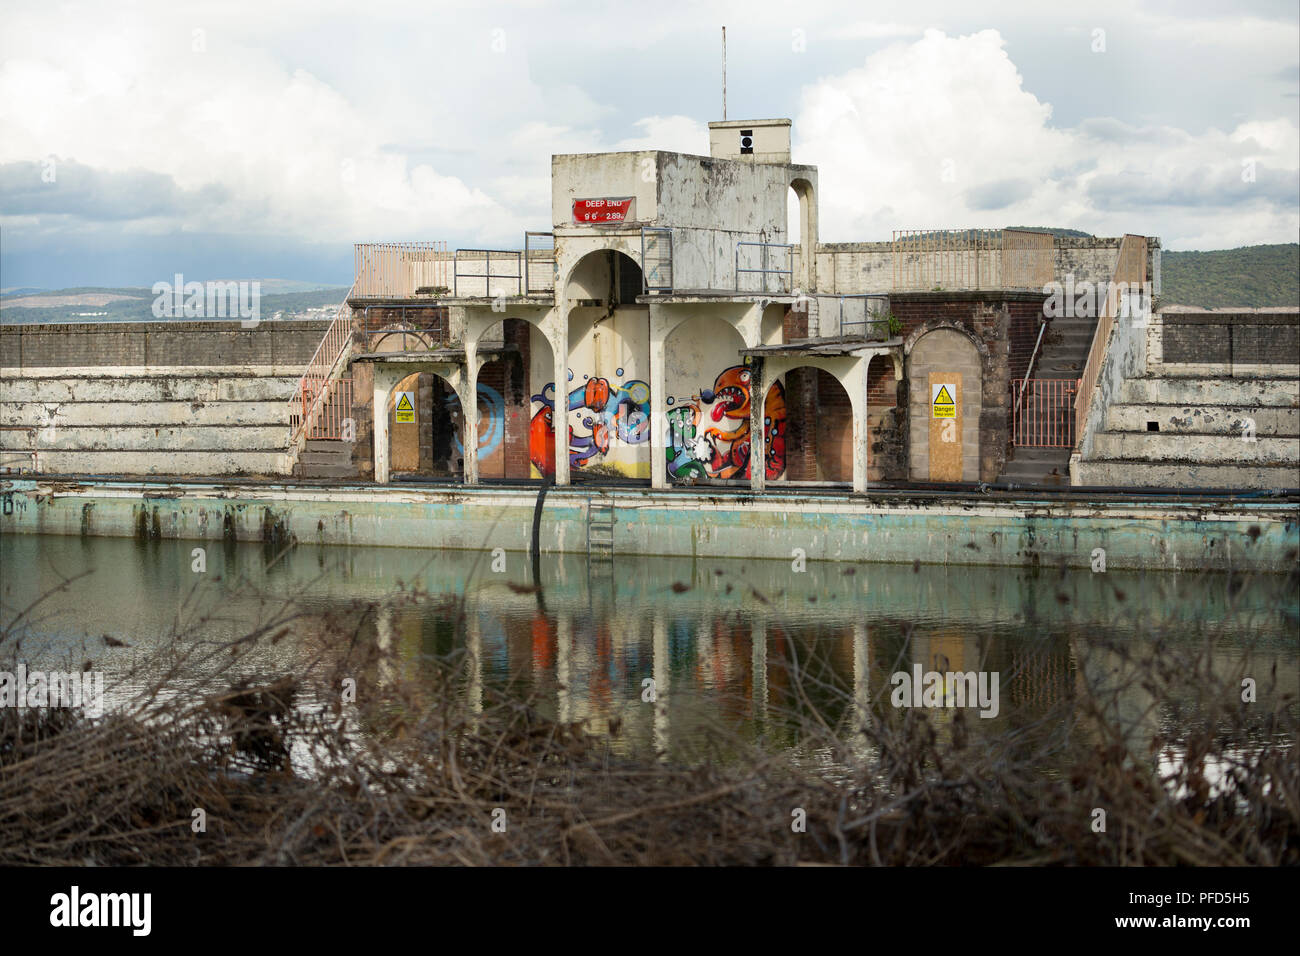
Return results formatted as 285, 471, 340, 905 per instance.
722, 26, 727, 120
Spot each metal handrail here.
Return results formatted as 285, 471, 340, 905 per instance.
1014, 319, 1049, 417
641, 227, 673, 293
287, 282, 356, 448
523, 232, 556, 294
834, 293, 892, 339
454, 249, 522, 298
735, 241, 793, 293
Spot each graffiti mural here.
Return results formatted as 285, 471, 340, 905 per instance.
447, 383, 505, 456
666, 364, 787, 481
529, 371, 651, 476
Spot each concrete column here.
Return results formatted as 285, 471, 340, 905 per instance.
462, 347, 479, 485
372, 369, 393, 484
751, 617, 768, 729
649, 304, 670, 490
749, 356, 766, 493
735, 301, 763, 350
853, 358, 870, 494
551, 310, 570, 487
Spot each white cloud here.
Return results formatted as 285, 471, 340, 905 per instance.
794, 28, 1300, 248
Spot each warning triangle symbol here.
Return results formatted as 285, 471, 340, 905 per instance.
934, 386, 954, 405
397, 394, 414, 411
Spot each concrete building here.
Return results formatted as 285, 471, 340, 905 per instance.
3, 117, 1294, 492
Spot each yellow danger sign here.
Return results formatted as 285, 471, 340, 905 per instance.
395, 391, 415, 424
932, 383, 956, 419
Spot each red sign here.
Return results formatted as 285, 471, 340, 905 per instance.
573, 198, 633, 223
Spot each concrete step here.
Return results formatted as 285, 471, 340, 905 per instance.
305, 439, 355, 453
1104, 404, 1299, 437
294, 463, 359, 479
1073, 459, 1300, 489
1119, 378, 1300, 407
1089, 431, 1298, 464
298, 453, 355, 468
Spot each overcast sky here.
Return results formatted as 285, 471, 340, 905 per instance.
1, 0, 1297, 288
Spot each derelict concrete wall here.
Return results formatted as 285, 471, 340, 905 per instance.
0, 320, 328, 368
1074, 310, 1300, 489
1, 480, 1293, 572
803, 236, 1147, 296
0, 320, 328, 476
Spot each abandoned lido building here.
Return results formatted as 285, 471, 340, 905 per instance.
2, 117, 1298, 501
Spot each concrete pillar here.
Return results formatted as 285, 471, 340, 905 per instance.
751, 617, 768, 729
372, 369, 393, 484
735, 301, 763, 350
853, 358, 870, 494
649, 304, 670, 490
749, 356, 767, 493
551, 310, 570, 487
462, 347, 479, 485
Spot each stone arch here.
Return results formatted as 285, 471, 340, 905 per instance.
551, 249, 652, 479
662, 317, 750, 482
382, 370, 465, 478
906, 327, 983, 482
771, 364, 853, 484
788, 177, 817, 290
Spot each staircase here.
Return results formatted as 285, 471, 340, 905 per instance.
286, 284, 359, 478
295, 439, 358, 479
998, 313, 1094, 485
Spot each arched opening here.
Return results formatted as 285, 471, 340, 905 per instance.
907, 328, 982, 482
555, 250, 651, 480
663, 317, 751, 482
770, 366, 853, 484
787, 178, 816, 291
477, 317, 547, 480
385, 371, 463, 480
866, 354, 904, 482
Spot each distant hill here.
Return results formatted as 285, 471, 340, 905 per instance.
0, 286, 350, 324
1158, 244, 1299, 309
1005, 226, 1094, 239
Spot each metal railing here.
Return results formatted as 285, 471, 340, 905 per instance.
1014, 319, 1050, 418
641, 227, 673, 293
1002, 229, 1056, 289
830, 294, 891, 339
736, 241, 793, 293
356, 305, 449, 352
1011, 378, 1078, 447
1074, 235, 1147, 447
287, 283, 355, 447
891, 228, 1055, 291
354, 242, 450, 297
453, 249, 522, 298
524, 232, 556, 294
298, 377, 354, 441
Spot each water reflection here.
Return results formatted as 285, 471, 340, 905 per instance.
3, 533, 1296, 764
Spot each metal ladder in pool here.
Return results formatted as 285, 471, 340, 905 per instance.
586, 496, 615, 563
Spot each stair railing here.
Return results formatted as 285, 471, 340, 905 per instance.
288, 282, 356, 451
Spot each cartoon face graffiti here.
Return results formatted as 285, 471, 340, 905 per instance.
529, 374, 651, 474
666, 364, 787, 481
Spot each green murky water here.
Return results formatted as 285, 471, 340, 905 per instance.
2, 533, 1297, 762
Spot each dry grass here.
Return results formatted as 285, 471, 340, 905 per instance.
1, 588, 1296, 866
